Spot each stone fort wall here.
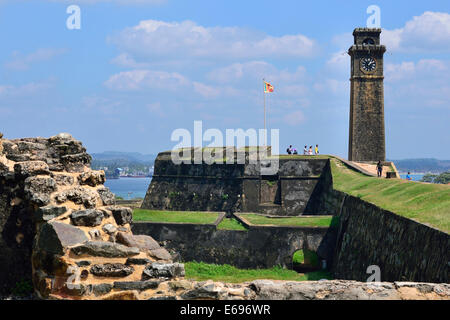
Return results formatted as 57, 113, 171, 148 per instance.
141, 150, 333, 216
132, 219, 337, 270
140, 150, 449, 284
332, 192, 449, 283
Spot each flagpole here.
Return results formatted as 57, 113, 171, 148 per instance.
266, 87, 268, 131
263, 79, 266, 133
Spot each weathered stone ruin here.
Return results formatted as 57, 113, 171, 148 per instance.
142, 149, 332, 215
0, 132, 183, 299
1, 133, 449, 300
141, 148, 449, 284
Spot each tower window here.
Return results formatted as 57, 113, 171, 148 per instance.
362, 38, 375, 45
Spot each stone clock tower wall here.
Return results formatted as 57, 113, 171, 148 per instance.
348, 28, 386, 162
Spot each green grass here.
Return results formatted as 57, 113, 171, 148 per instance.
240, 214, 338, 228
133, 209, 219, 224
292, 250, 319, 267
265, 180, 277, 187
331, 158, 450, 233
184, 261, 332, 283
11, 279, 33, 297
217, 217, 248, 230
275, 154, 332, 160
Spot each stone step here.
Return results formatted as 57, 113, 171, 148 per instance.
113, 280, 160, 291
90, 263, 135, 277
258, 202, 281, 207
70, 241, 140, 258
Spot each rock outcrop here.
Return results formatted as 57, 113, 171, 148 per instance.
0, 133, 179, 299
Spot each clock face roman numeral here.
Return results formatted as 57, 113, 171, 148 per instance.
361, 57, 376, 72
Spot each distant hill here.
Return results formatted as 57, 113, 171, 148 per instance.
91, 151, 157, 163
389, 158, 450, 173
90, 151, 157, 178
90, 152, 449, 175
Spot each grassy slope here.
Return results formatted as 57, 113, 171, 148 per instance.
217, 217, 248, 230
241, 214, 337, 227
133, 209, 219, 224
331, 158, 450, 233
184, 262, 332, 283
133, 156, 449, 231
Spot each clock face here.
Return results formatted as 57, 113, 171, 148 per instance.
361, 57, 376, 72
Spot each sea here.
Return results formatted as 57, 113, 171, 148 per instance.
399, 173, 424, 181
104, 177, 152, 199
105, 174, 426, 199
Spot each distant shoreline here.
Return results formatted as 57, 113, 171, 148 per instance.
120, 176, 152, 178
106, 176, 152, 179
398, 172, 430, 175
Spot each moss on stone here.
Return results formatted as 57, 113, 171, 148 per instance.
216, 217, 247, 231
184, 261, 332, 283
133, 209, 220, 224
240, 214, 336, 228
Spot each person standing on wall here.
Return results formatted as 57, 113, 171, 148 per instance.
308, 146, 313, 155
377, 160, 383, 178
303, 145, 308, 155
287, 145, 292, 154
315, 144, 319, 155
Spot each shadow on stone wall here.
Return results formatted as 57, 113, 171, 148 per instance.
331, 192, 449, 283
132, 219, 338, 270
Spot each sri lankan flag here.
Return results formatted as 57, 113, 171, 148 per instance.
264, 81, 274, 93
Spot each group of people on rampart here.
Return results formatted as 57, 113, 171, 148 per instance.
286, 144, 319, 155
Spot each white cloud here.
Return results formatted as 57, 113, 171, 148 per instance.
110, 20, 318, 62
382, 11, 450, 53
331, 32, 352, 48
202, 61, 312, 108
283, 110, 305, 126
0, 0, 166, 6
207, 61, 307, 85
207, 61, 267, 83
0, 81, 53, 97
110, 53, 149, 68
46, 0, 165, 4
385, 59, 450, 109
385, 61, 415, 81
104, 69, 190, 91
192, 82, 220, 98
381, 29, 403, 52
4, 48, 67, 70
81, 95, 123, 114
330, 12, 450, 54
147, 102, 165, 117
385, 59, 448, 82
278, 85, 309, 97
104, 68, 239, 99
314, 79, 348, 95
325, 51, 349, 75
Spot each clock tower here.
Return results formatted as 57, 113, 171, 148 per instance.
348, 28, 386, 162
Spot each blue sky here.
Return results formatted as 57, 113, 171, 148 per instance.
0, 0, 449, 159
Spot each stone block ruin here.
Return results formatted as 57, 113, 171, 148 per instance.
0, 133, 184, 299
